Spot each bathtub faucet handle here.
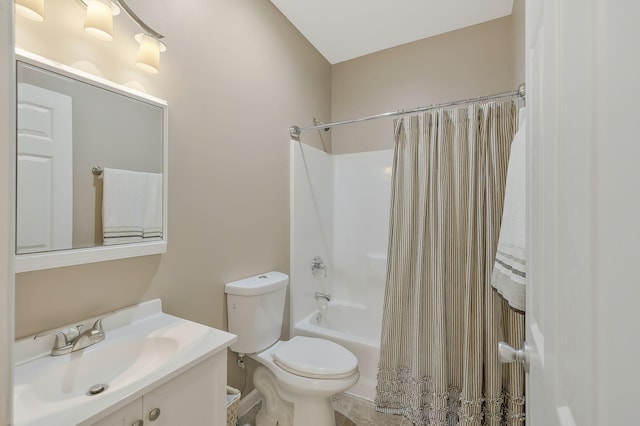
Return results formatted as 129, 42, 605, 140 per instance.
311, 256, 327, 277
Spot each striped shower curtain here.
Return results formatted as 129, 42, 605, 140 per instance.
375, 99, 525, 425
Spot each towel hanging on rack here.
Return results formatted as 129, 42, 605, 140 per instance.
491, 108, 527, 311
102, 168, 162, 245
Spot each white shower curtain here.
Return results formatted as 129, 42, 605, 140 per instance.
375, 99, 525, 425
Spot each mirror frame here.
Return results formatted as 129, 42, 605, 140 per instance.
14, 49, 168, 272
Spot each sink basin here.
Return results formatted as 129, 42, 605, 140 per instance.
17, 336, 179, 404
13, 299, 237, 426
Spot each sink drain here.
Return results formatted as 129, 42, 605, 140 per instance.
87, 384, 108, 396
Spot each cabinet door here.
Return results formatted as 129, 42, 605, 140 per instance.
91, 398, 143, 426
143, 351, 227, 426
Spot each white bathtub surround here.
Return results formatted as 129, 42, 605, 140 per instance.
290, 141, 392, 401
363, 253, 387, 326
290, 141, 334, 327
332, 151, 392, 308
376, 101, 525, 424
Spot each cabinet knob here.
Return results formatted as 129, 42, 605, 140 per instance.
148, 407, 161, 422
131, 421, 144, 426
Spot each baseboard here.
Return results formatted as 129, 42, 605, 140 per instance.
238, 388, 262, 417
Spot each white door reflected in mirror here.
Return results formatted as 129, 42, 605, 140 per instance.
17, 82, 73, 254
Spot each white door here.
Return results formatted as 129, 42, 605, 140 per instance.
526, 1, 640, 425
16, 82, 73, 253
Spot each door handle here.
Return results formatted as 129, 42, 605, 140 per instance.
498, 341, 530, 373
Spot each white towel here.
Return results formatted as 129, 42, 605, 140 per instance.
142, 172, 163, 241
102, 168, 163, 245
491, 108, 527, 311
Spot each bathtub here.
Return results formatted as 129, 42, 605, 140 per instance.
293, 301, 381, 401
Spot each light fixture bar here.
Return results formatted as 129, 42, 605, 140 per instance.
115, 0, 164, 40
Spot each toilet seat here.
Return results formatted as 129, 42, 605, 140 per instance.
272, 336, 358, 379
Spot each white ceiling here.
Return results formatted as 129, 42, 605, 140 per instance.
270, 0, 515, 64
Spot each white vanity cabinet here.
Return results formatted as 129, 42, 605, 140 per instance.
91, 351, 227, 426
91, 398, 141, 426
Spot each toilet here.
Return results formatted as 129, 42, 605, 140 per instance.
225, 271, 359, 426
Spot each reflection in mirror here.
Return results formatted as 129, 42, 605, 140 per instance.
16, 55, 165, 256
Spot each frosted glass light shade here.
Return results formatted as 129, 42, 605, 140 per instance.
135, 34, 166, 74
84, 0, 113, 41
15, 0, 45, 22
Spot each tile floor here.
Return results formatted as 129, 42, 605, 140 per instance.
238, 392, 408, 426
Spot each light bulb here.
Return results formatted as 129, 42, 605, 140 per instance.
84, 0, 114, 41
135, 34, 166, 74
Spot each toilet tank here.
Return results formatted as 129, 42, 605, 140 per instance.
225, 271, 289, 354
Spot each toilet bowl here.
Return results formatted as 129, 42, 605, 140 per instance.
225, 272, 359, 426
250, 337, 359, 426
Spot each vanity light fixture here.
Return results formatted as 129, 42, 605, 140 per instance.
135, 33, 166, 74
82, 0, 119, 42
16, 0, 167, 73
15, 0, 45, 21
114, 0, 166, 73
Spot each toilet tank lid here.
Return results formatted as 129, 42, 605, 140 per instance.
224, 271, 289, 296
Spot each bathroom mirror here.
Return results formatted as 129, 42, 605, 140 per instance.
14, 50, 168, 272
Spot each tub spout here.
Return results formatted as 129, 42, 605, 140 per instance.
314, 291, 331, 302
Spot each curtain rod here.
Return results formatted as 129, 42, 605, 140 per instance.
289, 83, 525, 138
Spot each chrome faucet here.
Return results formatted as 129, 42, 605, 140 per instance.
311, 256, 327, 277
71, 316, 108, 352
34, 314, 110, 356
314, 291, 331, 302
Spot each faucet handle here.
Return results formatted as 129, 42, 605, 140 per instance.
92, 311, 117, 335
33, 326, 81, 350
66, 324, 83, 341
92, 318, 106, 335
311, 256, 328, 277
47, 332, 69, 349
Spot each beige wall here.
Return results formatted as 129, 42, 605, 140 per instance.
331, 16, 516, 154
511, 0, 526, 88
14, 0, 331, 393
